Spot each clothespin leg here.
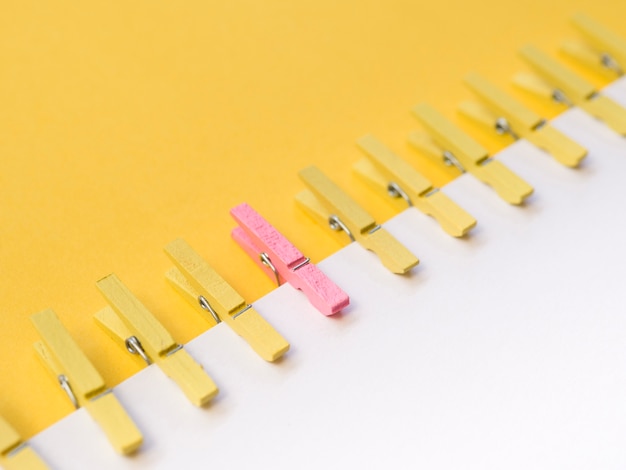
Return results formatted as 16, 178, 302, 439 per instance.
85, 392, 143, 455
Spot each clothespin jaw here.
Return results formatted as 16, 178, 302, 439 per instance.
562, 13, 626, 77
460, 73, 587, 167
463, 72, 543, 133
95, 274, 219, 406
296, 165, 419, 274
516, 45, 626, 136
458, 101, 510, 137
164, 267, 218, 326
406, 130, 463, 179
561, 40, 621, 78
0, 416, 49, 470
230, 203, 350, 316
164, 239, 290, 362
354, 134, 476, 237
410, 103, 534, 205
512, 72, 560, 102
31, 309, 143, 455
518, 45, 596, 103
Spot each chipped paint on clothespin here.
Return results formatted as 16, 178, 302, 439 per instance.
230, 203, 349, 316
296, 165, 419, 274
354, 134, 476, 237
460, 72, 587, 167
95, 274, 218, 406
31, 309, 143, 455
410, 103, 534, 205
0, 416, 49, 470
562, 13, 626, 77
515, 44, 626, 135
164, 239, 290, 362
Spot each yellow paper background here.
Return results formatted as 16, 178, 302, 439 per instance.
0, 0, 620, 438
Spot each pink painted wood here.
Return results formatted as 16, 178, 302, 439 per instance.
230, 203, 350, 316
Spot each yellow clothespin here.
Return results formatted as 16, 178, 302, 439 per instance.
95, 273, 218, 406
164, 239, 289, 362
0, 416, 48, 470
459, 72, 587, 167
353, 134, 476, 237
562, 13, 626, 77
296, 165, 419, 274
31, 309, 143, 455
410, 103, 534, 205
514, 44, 626, 135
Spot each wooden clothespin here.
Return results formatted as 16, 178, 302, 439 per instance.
230, 203, 350, 316
459, 72, 587, 167
410, 103, 534, 205
0, 416, 48, 470
562, 13, 626, 78
514, 44, 626, 135
353, 134, 476, 237
31, 309, 143, 455
296, 165, 419, 274
95, 274, 218, 406
164, 239, 290, 362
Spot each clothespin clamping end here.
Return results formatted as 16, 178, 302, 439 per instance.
410, 103, 533, 205
230, 203, 349, 316
296, 165, 419, 274
459, 72, 587, 167
353, 134, 476, 237
94, 274, 219, 407
164, 239, 290, 362
31, 309, 143, 455
0, 416, 49, 470
562, 13, 626, 78
514, 44, 626, 136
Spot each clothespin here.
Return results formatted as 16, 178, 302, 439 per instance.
514, 44, 626, 135
296, 165, 419, 274
94, 274, 218, 406
353, 134, 476, 237
459, 72, 587, 167
230, 203, 349, 316
410, 103, 534, 205
164, 239, 290, 362
562, 13, 626, 77
31, 309, 143, 455
0, 415, 48, 470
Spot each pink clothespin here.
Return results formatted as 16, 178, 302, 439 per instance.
230, 203, 350, 316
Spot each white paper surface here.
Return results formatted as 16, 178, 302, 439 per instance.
18, 108, 626, 469
603, 75, 626, 107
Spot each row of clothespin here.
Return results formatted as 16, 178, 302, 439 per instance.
2, 12, 625, 470
0, 205, 352, 469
